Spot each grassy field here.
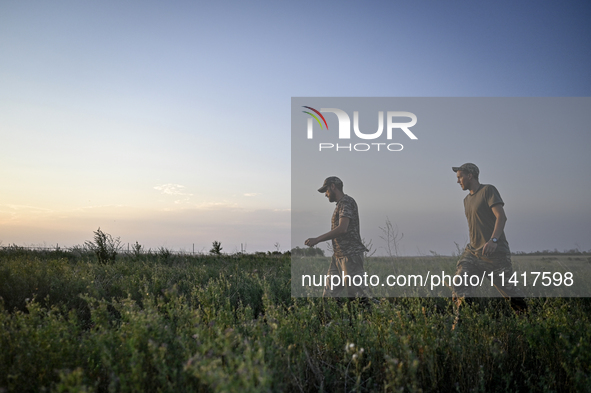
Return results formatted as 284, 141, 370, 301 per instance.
1, 247, 590, 392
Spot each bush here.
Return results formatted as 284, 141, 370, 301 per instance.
84, 228, 121, 264
131, 241, 143, 260
210, 241, 223, 256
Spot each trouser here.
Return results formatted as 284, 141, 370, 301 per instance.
322, 253, 370, 298
452, 248, 527, 313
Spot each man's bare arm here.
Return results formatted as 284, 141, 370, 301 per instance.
305, 217, 350, 248
483, 204, 507, 256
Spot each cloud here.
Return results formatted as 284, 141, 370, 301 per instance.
195, 201, 239, 209
0, 204, 55, 223
154, 184, 193, 197
5, 204, 54, 212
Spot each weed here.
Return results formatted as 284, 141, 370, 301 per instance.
84, 228, 121, 264
131, 241, 143, 259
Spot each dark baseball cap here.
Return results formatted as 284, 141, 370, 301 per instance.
318, 176, 343, 192
452, 163, 479, 177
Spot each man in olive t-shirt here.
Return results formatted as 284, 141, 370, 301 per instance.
305, 176, 370, 298
452, 163, 527, 323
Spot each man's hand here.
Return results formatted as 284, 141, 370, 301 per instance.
305, 238, 319, 247
305, 217, 349, 248
482, 240, 498, 256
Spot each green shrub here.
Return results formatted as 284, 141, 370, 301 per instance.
84, 228, 121, 264
210, 241, 223, 256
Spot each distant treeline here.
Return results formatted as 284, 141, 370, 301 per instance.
290, 246, 325, 257
3, 244, 589, 258
513, 248, 590, 256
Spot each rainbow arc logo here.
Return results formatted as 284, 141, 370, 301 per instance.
302, 106, 328, 130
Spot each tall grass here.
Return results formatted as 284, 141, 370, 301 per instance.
0, 249, 589, 392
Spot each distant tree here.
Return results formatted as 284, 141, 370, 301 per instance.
210, 241, 223, 256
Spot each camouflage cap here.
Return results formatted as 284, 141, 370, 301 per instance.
318, 176, 343, 193
452, 163, 479, 177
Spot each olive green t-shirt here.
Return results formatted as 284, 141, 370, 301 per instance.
464, 184, 510, 253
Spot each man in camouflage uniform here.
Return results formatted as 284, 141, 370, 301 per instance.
305, 176, 370, 299
452, 163, 527, 328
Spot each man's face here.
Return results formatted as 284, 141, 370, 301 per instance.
325, 184, 337, 202
456, 170, 472, 190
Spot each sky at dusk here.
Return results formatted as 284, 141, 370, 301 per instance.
1, 1, 590, 253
